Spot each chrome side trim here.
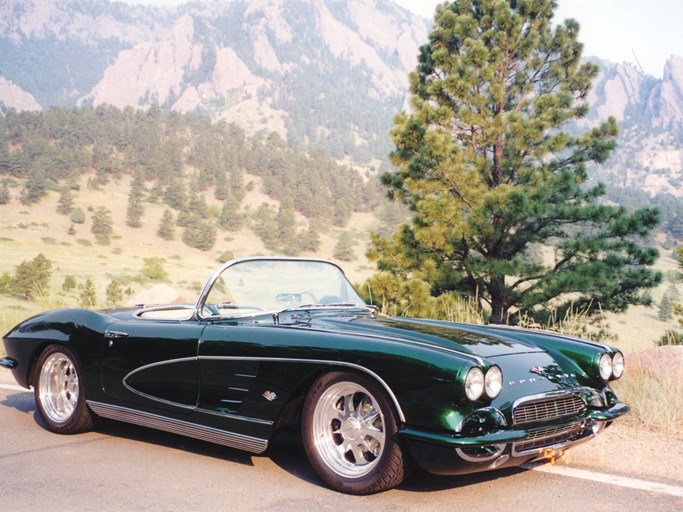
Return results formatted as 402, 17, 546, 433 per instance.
117, 355, 406, 423
195, 407, 273, 426
198, 355, 407, 423
86, 401, 269, 454
124, 357, 198, 379
122, 357, 198, 411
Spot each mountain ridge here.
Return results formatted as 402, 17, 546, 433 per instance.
0, 0, 681, 206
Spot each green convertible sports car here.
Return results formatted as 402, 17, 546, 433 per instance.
1, 257, 629, 494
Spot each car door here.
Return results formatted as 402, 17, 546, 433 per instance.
101, 320, 205, 414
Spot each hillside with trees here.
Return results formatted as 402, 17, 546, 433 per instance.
0, 106, 388, 254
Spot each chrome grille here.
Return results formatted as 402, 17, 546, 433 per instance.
513, 423, 584, 455
513, 394, 586, 425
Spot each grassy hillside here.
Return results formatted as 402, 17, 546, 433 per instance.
0, 174, 380, 336
1, 174, 681, 356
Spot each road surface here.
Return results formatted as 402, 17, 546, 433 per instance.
1, 372, 681, 512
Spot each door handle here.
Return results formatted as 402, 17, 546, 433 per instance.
106, 331, 129, 338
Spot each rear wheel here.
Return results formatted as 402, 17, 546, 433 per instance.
302, 372, 410, 494
34, 344, 95, 434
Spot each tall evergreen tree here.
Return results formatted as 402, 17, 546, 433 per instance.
371, 0, 661, 324
91, 206, 114, 241
0, 182, 10, 205
126, 171, 146, 228
56, 187, 75, 215
334, 232, 357, 262
157, 209, 176, 240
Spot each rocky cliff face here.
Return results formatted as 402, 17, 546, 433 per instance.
0, 76, 41, 112
0, 0, 681, 197
76, 0, 426, 157
584, 56, 683, 199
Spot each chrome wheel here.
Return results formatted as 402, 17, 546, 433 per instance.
311, 381, 386, 478
38, 351, 80, 424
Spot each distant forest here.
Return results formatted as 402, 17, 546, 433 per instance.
0, 106, 390, 252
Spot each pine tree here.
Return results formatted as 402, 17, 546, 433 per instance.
0, 182, 11, 205
91, 206, 114, 242
126, 171, 145, 228
56, 187, 75, 215
157, 209, 176, 240
106, 279, 124, 305
371, 0, 661, 324
80, 278, 97, 308
219, 193, 244, 231
300, 221, 322, 253
658, 295, 673, 322
334, 232, 356, 262
12, 253, 53, 299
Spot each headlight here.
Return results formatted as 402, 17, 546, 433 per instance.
465, 367, 485, 401
598, 353, 612, 381
484, 366, 503, 399
612, 351, 625, 379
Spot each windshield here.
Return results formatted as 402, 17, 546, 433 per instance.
198, 258, 365, 318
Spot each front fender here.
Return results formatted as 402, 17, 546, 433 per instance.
2, 309, 114, 391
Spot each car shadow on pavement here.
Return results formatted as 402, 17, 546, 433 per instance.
92, 418, 259, 467
1, 392, 528, 493
265, 431, 526, 492
0, 389, 35, 414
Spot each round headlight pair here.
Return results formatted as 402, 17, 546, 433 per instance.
465, 365, 503, 401
598, 351, 625, 381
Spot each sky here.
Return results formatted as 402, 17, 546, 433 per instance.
121, 0, 683, 77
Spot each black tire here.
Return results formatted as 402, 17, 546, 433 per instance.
33, 344, 96, 434
302, 371, 411, 494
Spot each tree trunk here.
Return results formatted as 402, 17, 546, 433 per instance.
488, 276, 508, 325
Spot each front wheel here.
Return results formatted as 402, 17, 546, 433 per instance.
302, 372, 411, 494
33, 344, 96, 434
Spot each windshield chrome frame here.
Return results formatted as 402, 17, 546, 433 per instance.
193, 257, 356, 321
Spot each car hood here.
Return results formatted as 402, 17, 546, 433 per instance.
315, 316, 546, 358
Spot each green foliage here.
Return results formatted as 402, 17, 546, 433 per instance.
300, 222, 322, 253
79, 277, 97, 308
57, 187, 75, 215
371, 0, 661, 324
658, 295, 673, 322
91, 206, 113, 243
62, 275, 77, 292
140, 257, 169, 281
126, 171, 146, 228
0, 107, 385, 249
217, 250, 235, 263
70, 207, 86, 224
157, 209, 176, 240
105, 279, 124, 305
656, 330, 683, 346
676, 246, 683, 270
361, 271, 483, 323
0, 182, 11, 205
181, 216, 216, 251
333, 232, 356, 262
10, 253, 53, 299
0, 272, 12, 294
218, 194, 244, 231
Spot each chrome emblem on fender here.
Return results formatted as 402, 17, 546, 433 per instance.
262, 390, 277, 401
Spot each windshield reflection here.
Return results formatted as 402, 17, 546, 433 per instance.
199, 258, 365, 318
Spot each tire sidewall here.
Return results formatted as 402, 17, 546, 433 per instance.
302, 371, 407, 494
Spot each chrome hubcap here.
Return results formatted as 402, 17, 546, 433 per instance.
39, 352, 79, 424
312, 382, 385, 478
